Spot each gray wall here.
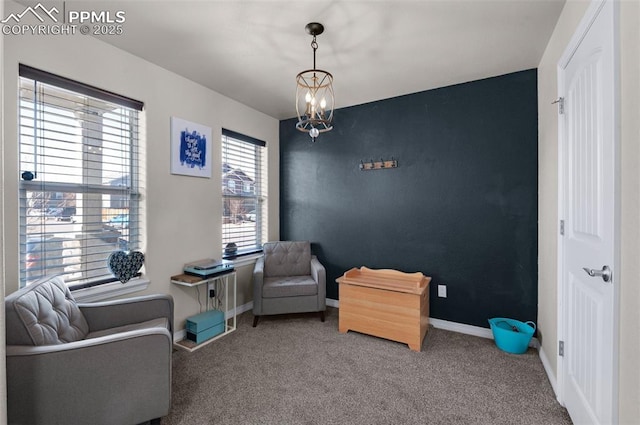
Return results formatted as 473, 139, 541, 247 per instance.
279, 70, 538, 328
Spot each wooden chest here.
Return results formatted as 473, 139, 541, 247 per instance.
336, 267, 430, 351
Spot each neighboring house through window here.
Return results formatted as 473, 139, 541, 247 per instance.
18, 65, 143, 289
221, 128, 267, 257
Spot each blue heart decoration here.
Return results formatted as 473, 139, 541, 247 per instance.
108, 250, 145, 283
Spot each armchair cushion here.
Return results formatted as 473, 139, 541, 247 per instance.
6, 276, 89, 346
263, 276, 318, 298
264, 241, 311, 277
79, 294, 174, 336
86, 317, 169, 339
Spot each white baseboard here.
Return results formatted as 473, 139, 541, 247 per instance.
429, 317, 494, 339
176, 299, 541, 350
326, 301, 540, 348
234, 300, 253, 316
175, 329, 186, 341
538, 345, 558, 397
426, 317, 540, 348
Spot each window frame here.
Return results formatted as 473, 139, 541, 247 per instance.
221, 128, 267, 259
17, 65, 144, 289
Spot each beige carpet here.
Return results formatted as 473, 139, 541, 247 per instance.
163, 308, 571, 425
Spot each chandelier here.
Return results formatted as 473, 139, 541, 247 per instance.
296, 22, 334, 142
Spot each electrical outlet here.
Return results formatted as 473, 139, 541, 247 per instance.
209, 289, 215, 298
438, 285, 447, 298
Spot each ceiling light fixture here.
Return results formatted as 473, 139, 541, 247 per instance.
296, 22, 334, 142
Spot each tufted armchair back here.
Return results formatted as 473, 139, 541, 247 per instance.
263, 241, 311, 277
5, 276, 89, 346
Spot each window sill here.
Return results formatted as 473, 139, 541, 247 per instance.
71, 277, 150, 302
228, 252, 263, 268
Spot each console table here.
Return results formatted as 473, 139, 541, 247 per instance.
171, 271, 237, 352
336, 267, 430, 351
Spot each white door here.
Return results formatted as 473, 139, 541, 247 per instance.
558, 1, 618, 424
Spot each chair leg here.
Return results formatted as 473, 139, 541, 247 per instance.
320, 311, 325, 322
253, 316, 259, 327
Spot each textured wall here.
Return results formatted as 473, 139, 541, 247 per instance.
280, 70, 538, 328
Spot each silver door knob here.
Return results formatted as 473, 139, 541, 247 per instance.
582, 265, 611, 283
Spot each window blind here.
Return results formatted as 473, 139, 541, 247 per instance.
221, 129, 267, 257
18, 65, 143, 288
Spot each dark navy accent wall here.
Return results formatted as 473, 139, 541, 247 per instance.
279, 69, 538, 328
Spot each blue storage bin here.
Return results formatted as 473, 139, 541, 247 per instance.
186, 310, 225, 344
488, 317, 536, 354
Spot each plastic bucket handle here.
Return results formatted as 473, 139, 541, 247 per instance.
525, 321, 536, 331
493, 320, 517, 331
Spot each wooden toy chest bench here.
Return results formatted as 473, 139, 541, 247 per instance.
336, 267, 431, 351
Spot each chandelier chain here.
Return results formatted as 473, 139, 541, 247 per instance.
311, 35, 318, 70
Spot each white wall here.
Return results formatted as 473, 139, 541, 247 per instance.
618, 0, 640, 421
538, 0, 640, 421
1, 0, 280, 330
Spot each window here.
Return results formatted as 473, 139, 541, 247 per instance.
18, 65, 143, 289
221, 129, 267, 257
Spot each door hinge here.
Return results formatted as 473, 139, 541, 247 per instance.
560, 220, 565, 235
552, 97, 565, 114
559, 340, 565, 357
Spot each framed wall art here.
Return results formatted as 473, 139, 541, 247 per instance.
170, 116, 212, 178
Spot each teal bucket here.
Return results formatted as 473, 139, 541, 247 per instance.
488, 318, 536, 354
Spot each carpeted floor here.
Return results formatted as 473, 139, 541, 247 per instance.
163, 308, 571, 425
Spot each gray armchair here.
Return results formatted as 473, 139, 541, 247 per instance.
252, 241, 326, 327
5, 275, 173, 425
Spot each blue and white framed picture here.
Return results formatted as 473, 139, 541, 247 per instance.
170, 116, 212, 178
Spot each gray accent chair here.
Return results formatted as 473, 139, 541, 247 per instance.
5, 275, 174, 425
252, 241, 326, 327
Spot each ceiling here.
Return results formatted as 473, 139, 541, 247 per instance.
25, 0, 566, 120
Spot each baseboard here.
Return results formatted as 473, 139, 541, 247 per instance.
176, 299, 541, 350
428, 317, 494, 339
234, 300, 253, 316
424, 317, 540, 348
325, 301, 540, 348
326, 298, 339, 308
538, 345, 558, 397
175, 328, 187, 341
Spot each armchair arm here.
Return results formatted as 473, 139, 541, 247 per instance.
311, 255, 326, 310
79, 294, 174, 335
6, 328, 172, 425
252, 256, 265, 315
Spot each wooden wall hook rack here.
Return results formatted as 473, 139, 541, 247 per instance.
359, 157, 398, 171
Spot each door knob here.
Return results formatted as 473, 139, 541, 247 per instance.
582, 265, 611, 283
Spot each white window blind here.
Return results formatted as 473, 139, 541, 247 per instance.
18, 65, 143, 288
221, 129, 267, 257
